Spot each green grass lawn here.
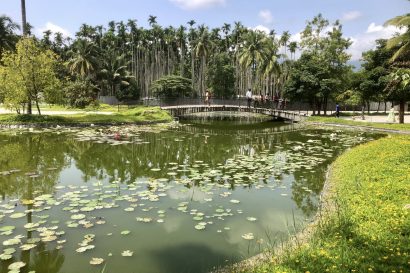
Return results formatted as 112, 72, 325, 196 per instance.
307, 116, 410, 132
252, 135, 410, 273
0, 106, 173, 125
37, 103, 134, 112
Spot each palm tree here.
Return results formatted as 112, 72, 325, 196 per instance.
148, 15, 158, 27
0, 15, 20, 58
195, 27, 213, 97
288, 41, 298, 60
260, 42, 281, 97
384, 13, 410, 63
66, 39, 99, 79
21, 0, 27, 36
99, 52, 133, 97
280, 30, 291, 58
239, 31, 268, 89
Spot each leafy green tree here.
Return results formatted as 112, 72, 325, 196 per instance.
66, 39, 99, 79
287, 15, 351, 114
63, 79, 98, 108
0, 37, 61, 114
208, 52, 235, 98
151, 75, 192, 98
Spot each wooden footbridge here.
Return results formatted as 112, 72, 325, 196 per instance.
161, 105, 308, 122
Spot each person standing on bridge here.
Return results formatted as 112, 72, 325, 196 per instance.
246, 88, 252, 108
205, 89, 211, 106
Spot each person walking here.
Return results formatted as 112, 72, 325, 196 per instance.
246, 88, 252, 108
335, 103, 340, 118
205, 90, 210, 106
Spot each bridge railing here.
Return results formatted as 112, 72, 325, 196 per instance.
148, 97, 310, 114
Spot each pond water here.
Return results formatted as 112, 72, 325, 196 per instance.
0, 121, 379, 273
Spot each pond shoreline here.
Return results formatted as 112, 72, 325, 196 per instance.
0, 119, 172, 129
211, 163, 337, 273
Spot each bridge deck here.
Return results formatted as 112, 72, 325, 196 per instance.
161, 105, 308, 122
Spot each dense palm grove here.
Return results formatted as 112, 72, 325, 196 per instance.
0, 11, 409, 121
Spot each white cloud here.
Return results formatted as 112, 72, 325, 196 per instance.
170, 0, 226, 10
348, 22, 403, 60
253, 25, 270, 34
342, 10, 362, 21
37, 22, 72, 38
258, 9, 273, 25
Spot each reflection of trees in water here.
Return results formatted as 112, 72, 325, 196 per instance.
0, 125, 347, 217
67, 125, 298, 184
0, 134, 70, 199
0, 242, 65, 273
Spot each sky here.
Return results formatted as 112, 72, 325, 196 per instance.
1, 0, 409, 61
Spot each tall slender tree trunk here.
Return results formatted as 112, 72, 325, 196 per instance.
399, 101, 405, 124
21, 0, 32, 115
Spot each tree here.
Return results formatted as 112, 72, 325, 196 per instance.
385, 68, 410, 123
239, 31, 268, 90
150, 75, 192, 98
384, 13, 410, 63
289, 15, 351, 114
0, 15, 20, 60
208, 52, 235, 98
66, 39, 99, 79
0, 38, 61, 114
63, 79, 98, 108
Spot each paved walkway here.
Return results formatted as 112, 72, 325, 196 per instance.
339, 114, 410, 123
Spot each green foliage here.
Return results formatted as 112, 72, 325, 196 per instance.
385, 68, 410, 101
384, 13, 410, 62
150, 75, 192, 98
307, 116, 410, 131
254, 135, 410, 272
0, 106, 172, 125
0, 37, 61, 114
208, 53, 236, 98
285, 15, 351, 114
63, 79, 98, 108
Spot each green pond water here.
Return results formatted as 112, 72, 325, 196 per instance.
0, 120, 379, 273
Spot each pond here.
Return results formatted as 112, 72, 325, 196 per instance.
0, 121, 379, 273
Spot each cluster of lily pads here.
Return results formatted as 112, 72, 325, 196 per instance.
0, 126, 372, 271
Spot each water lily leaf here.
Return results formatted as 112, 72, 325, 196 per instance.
20, 244, 36, 251
241, 233, 254, 240
8, 261, 26, 270
121, 250, 133, 257
0, 226, 15, 232
71, 214, 86, 220
120, 230, 131, 235
0, 253, 12, 260
246, 217, 257, 222
9, 212, 26, 219
90, 257, 104, 265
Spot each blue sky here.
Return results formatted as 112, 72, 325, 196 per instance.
1, 0, 409, 60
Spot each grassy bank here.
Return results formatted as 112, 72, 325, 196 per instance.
0, 106, 173, 125
253, 135, 410, 273
307, 116, 410, 132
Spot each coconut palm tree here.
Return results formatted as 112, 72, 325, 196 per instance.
195, 27, 213, 96
66, 39, 99, 79
239, 31, 268, 89
384, 13, 410, 63
99, 52, 133, 97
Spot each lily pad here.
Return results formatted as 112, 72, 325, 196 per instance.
121, 250, 133, 257
90, 257, 104, 265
